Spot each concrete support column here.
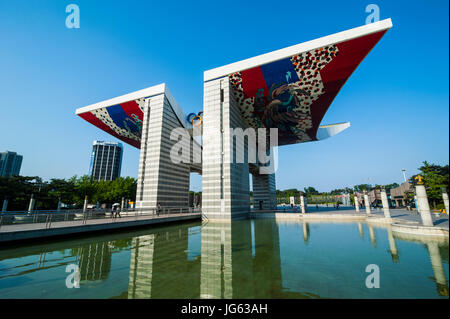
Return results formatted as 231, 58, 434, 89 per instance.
363, 191, 371, 215
415, 184, 433, 226
414, 195, 420, 213
83, 195, 88, 213
252, 173, 276, 211
136, 92, 191, 210
57, 198, 62, 212
380, 188, 391, 219
202, 77, 250, 220
2, 198, 8, 212
354, 195, 360, 212
121, 197, 125, 211
289, 196, 295, 206
28, 194, 35, 213
441, 189, 449, 214
300, 194, 306, 214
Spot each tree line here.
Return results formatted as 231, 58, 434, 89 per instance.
275, 161, 448, 206
0, 175, 137, 211
1, 161, 447, 211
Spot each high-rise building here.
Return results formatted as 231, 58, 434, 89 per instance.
0, 151, 23, 177
89, 141, 123, 181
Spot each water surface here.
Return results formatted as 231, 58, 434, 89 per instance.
0, 219, 448, 298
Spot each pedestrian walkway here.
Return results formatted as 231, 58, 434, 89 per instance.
0, 211, 201, 243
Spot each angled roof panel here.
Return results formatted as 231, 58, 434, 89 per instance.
205, 20, 392, 146
76, 84, 190, 149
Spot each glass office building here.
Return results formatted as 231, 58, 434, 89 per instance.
0, 151, 23, 177
89, 141, 123, 181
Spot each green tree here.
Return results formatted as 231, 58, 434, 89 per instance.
303, 187, 319, 195
354, 184, 372, 193
48, 178, 76, 208
74, 175, 98, 206
0, 176, 36, 210
419, 161, 449, 208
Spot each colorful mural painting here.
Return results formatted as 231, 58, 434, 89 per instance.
229, 30, 387, 146
77, 98, 145, 149
77, 28, 388, 149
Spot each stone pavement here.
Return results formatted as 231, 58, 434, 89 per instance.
300, 205, 449, 229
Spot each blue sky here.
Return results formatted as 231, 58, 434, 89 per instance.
0, 0, 448, 192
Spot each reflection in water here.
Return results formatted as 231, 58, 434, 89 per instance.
427, 242, 448, 296
392, 231, 448, 296
128, 235, 154, 298
127, 226, 201, 299
75, 242, 112, 282
0, 219, 447, 298
368, 225, 377, 248
199, 219, 287, 298
357, 222, 364, 239
200, 222, 234, 299
386, 226, 399, 263
302, 222, 309, 243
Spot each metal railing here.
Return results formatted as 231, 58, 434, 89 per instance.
0, 207, 201, 229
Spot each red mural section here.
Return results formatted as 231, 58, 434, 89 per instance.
78, 30, 388, 149
77, 100, 143, 149
308, 30, 387, 138
229, 30, 388, 146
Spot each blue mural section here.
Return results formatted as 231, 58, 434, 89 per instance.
260, 57, 299, 89
106, 104, 141, 136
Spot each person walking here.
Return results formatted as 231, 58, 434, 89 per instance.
112, 203, 121, 218
157, 203, 162, 215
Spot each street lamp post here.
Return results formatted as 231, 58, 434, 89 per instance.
401, 169, 407, 183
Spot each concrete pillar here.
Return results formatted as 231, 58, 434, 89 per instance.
83, 195, 88, 213
28, 194, 35, 213
415, 184, 433, 226
136, 91, 191, 211
354, 195, 360, 212
57, 198, 62, 211
414, 195, 420, 213
289, 196, 295, 206
121, 197, 125, 211
252, 173, 276, 211
442, 189, 449, 214
202, 77, 250, 220
2, 198, 8, 212
300, 194, 306, 214
380, 188, 391, 219
363, 191, 371, 215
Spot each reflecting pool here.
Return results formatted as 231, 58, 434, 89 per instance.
0, 219, 448, 298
